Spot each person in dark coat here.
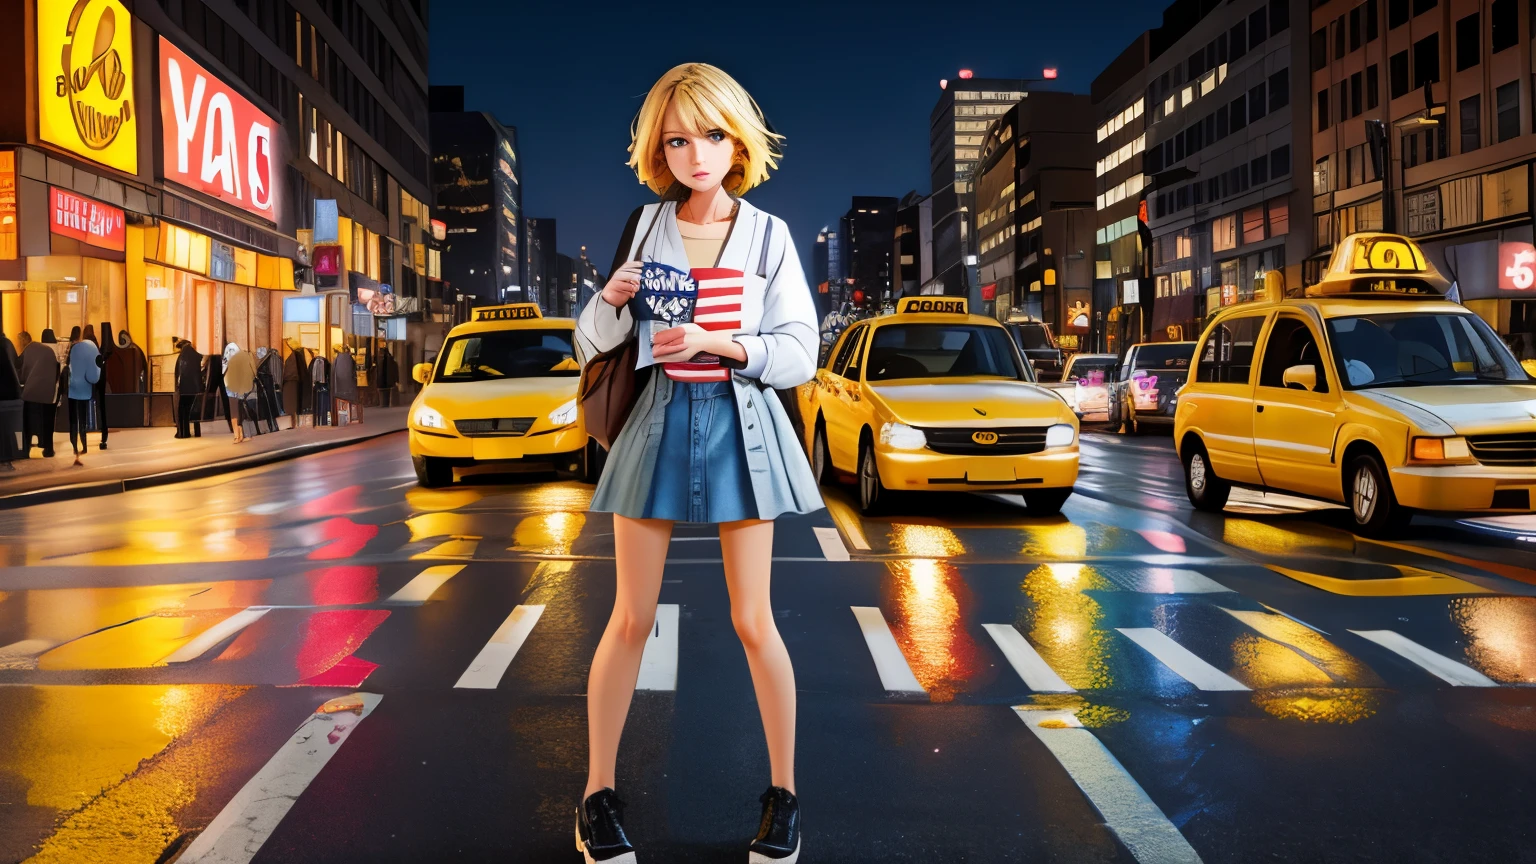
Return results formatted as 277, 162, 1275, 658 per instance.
200, 351, 233, 431
331, 347, 358, 424
173, 340, 203, 439
18, 329, 60, 457
255, 347, 281, 432
282, 340, 310, 428
105, 329, 147, 394
309, 354, 330, 426
84, 323, 110, 449
373, 346, 399, 407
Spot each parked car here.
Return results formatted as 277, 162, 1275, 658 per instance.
1106, 341, 1198, 434
1002, 319, 1065, 382
1043, 353, 1117, 422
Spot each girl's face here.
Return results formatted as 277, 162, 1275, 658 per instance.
660, 101, 736, 195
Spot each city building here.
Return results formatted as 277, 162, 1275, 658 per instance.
974, 93, 1097, 343
574, 246, 602, 312
894, 191, 933, 299
928, 75, 1036, 298
526, 217, 558, 315
1309, 0, 1536, 362
839, 197, 898, 309
0, 0, 433, 413
811, 225, 843, 312
429, 84, 525, 308
1092, 33, 1153, 355
1141, 0, 1310, 342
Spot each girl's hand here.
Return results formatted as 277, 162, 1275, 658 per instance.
601, 261, 643, 308
651, 324, 748, 364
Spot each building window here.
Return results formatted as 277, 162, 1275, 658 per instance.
1271, 144, 1291, 178
1268, 198, 1290, 236
1456, 13, 1480, 71
1461, 94, 1482, 153
1350, 72, 1364, 118
1334, 14, 1348, 59
1213, 213, 1238, 251
1317, 89, 1331, 131
1366, 65, 1380, 110
1413, 34, 1441, 89
1314, 155, 1332, 195
1390, 50, 1410, 99
1269, 69, 1290, 111
1311, 28, 1328, 71
1367, 0, 1381, 41
1350, 6, 1363, 52
1413, 0, 1437, 15
1242, 206, 1266, 245
1389, 0, 1409, 28
1271, 0, 1289, 33
1251, 155, 1269, 185
1496, 81, 1521, 142
1232, 93, 1248, 132
1250, 83, 1268, 123
1492, 0, 1518, 52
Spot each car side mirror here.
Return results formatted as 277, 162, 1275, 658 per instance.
413, 363, 433, 385
1282, 364, 1317, 392
1130, 369, 1150, 380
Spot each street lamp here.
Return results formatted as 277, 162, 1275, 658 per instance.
1366, 83, 1445, 234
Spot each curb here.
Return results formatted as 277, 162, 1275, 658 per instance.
0, 427, 406, 512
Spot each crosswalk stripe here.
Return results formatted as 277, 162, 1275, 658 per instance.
386, 564, 467, 604
454, 605, 545, 689
1119, 568, 1231, 594
1016, 708, 1204, 864
813, 526, 851, 561
635, 604, 680, 691
1348, 629, 1498, 687
1117, 628, 1250, 691
163, 607, 272, 664
983, 624, 1075, 692
177, 693, 383, 864
850, 606, 926, 697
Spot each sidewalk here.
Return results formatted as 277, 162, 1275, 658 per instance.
0, 407, 409, 508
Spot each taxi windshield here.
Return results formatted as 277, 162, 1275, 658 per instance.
1325, 312, 1531, 388
435, 329, 580, 382
865, 324, 1028, 382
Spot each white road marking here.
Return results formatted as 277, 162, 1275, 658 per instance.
454, 605, 546, 689
1016, 708, 1204, 864
635, 604, 679, 691
1259, 603, 1329, 635
983, 624, 1075, 692
385, 564, 467, 604
813, 526, 850, 562
1114, 568, 1231, 594
1117, 628, 1250, 691
850, 606, 926, 697
0, 639, 55, 670
163, 607, 271, 664
176, 692, 383, 864
1348, 629, 1498, 687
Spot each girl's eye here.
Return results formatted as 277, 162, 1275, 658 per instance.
666, 137, 687, 148
708, 131, 726, 142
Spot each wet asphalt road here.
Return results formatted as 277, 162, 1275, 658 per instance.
0, 429, 1534, 863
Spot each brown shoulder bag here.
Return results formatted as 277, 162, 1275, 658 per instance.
578, 209, 661, 450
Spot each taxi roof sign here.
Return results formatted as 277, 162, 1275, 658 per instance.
1308, 232, 1450, 298
896, 297, 968, 315
472, 303, 543, 322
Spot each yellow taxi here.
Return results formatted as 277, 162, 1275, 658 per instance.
409, 303, 598, 487
797, 296, 1080, 515
1175, 232, 1536, 536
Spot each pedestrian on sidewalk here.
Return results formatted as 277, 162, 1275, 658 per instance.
572, 63, 820, 864
93, 324, 114, 450
224, 344, 257, 444
19, 330, 59, 457
174, 340, 203, 439
14, 331, 30, 374
66, 329, 101, 464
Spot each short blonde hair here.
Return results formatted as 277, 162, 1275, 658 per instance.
628, 63, 785, 197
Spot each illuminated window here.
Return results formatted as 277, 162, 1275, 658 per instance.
1242, 206, 1266, 244
1212, 214, 1238, 251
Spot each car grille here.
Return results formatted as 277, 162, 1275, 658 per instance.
455, 417, 535, 438
1467, 433, 1536, 466
918, 426, 1049, 456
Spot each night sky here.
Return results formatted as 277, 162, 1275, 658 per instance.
428, 1, 1165, 279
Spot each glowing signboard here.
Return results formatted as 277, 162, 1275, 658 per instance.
159, 37, 277, 221
37, 0, 139, 174
49, 186, 124, 251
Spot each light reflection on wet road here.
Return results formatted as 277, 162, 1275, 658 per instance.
0, 430, 1533, 862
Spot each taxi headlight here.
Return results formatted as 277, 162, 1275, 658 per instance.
1412, 436, 1470, 462
413, 405, 446, 430
880, 422, 927, 450
1045, 423, 1076, 448
548, 399, 578, 426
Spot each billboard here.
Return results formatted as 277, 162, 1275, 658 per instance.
50, 186, 125, 251
159, 37, 278, 222
37, 0, 139, 174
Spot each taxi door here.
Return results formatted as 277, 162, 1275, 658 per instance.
1188, 313, 1269, 485
1252, 313, 1344, 501
819, 323, 870, 472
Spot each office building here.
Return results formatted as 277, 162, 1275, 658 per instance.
527, 217, 557, 314
1093, 33, 1153, 355
430, 84, 525, 307
894, 191, 933, 298
839, 197, 898, 308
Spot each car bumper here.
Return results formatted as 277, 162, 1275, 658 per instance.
409, 425, 586, 461
1391, 463, 1536, 512
877, 448, 1079, 491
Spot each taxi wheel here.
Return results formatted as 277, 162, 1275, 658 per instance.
1023, 488, 1072, 517
414, 456, 453, 488
1183, 443, 1230, 512
1347, 454, 1412, 537
858, 440, 890, 515
812, 421, 836, 487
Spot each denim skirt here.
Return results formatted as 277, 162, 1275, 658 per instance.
636, 379, 758, 523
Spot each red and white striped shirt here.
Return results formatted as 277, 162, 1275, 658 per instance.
663, 267, 744, 382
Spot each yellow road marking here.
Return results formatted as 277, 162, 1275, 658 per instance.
1363, 538, 1536, 587
1265, 564, 1492, 596
412, 536, 481, 559
824, 495, 870, 551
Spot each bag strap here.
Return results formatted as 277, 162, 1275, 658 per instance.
756, 215, 773, 279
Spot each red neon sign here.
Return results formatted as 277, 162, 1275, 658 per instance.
50, 187, 125, 251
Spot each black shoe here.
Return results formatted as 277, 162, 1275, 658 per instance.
749, 786, 800, 863
575, 788, 636, 863
99, 442, 107, 450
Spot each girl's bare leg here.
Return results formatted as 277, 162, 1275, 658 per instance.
584, 513, 673, 799
720, 518, 795, 794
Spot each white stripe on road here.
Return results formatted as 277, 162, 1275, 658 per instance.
983, 624, 1075, 693
635, 604, 680, 691
163, 607, 272, 664
1120, 568, 1232, 594
1117, 628, 1250, 691
177, 692, 383, 864
386, 564, 467, 604
813, 526, 850, 562
1016, 708, 1203, 864
1348, 629, 1498, 687
850, 606, 926, 697
454, 605, 546, 689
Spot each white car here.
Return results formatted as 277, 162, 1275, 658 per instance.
1044, 353, 1116, 422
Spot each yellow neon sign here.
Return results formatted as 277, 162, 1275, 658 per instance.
37, 0, 139, 174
